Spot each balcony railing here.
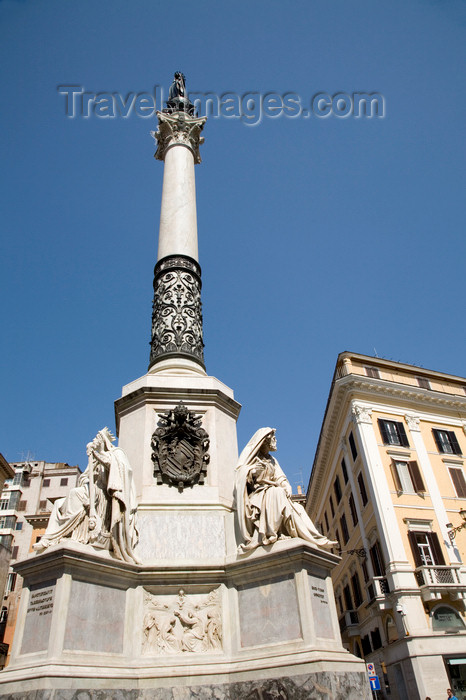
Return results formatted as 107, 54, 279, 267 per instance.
415, 565, 466, 602
339, 610, 359, 633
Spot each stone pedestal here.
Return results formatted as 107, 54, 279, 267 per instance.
0, 538, 370, 699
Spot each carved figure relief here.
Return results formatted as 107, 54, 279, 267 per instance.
151, 402, 210, 489
142, 588, 222, 655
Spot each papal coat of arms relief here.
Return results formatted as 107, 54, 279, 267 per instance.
151, 402, 210, 490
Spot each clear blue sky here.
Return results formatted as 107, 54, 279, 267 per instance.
1, 0, 465, 489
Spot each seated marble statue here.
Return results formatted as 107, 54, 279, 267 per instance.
34, 427, 140, 564
235, 428, 337, 552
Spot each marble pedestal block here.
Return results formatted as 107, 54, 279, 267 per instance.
0, 539, 371, 699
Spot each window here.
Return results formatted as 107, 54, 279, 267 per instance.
324, 511, 329, 531
391, 460, 425, 493
39, 500, 47, 511
351, 572, 363, 607
348, 432, 358, 461
335, 529, 340, 551
343, 583, 353, 611
43, 478, 50, 487
0, 535, 12, 549
18, 500, 27, 512
341, 458, 348, 484
60, 478, 68, 487
417, 376, 430, 389
5, 573, 16, 594
432, 428, 462, 456
371, 628, 382, 650
0, 516, 16, 529
449, 467, 466, 498
408, 531, 445, 567
15, 522, 23, 531
337, 594, 343, 615
340, 514, 349, 544
432, 605, 465, 631
378, 419, 409, 447
329, 496, 335, 518
365, 366, 380, 379
361, 635, 372, 656
334, 476, 342, 503
349, 494, 358, 526
0, 492, 21, 511
370, 541, 385, 577
357, 473, 368, 507
361, 559, 369, 583
12, 472, 23, 486
11, 546, 19, 560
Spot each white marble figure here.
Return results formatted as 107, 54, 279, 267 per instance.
142, 588, 222, 655
33, 427, 140, 564
235, 428, 337, 553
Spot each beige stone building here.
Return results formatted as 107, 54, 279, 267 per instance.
0, 460, 80, 665
306, 351, 466, 700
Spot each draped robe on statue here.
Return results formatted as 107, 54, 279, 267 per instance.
235, 427, 336, 552
34, 429, 139, 564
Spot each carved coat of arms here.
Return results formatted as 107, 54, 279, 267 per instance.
151, 403, 210, 489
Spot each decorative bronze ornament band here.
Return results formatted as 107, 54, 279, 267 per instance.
149, 254, 205, 370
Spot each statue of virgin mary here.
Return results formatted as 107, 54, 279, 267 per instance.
234, 428, 336, 552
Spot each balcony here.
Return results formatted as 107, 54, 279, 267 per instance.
339, 610, 360, 636
415, 565, 466, 602
366, 576, 391, 610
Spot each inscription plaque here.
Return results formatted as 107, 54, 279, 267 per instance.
308, 573, 334, 639
21, 580, 56, 655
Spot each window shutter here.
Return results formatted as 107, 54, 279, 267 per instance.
390, 461, 402, 491
378, 419, 389, 444
432, 429, 443, 452
398, 423, 410, 448
17, 501, 27, 512
449, 468, 466, 499
408, 461, 425, 492
11, 546, 19, 560
449, 431, 462, 456
427, 532, 445, 566
408, 531, 423, 568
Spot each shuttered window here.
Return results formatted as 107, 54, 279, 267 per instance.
370, 541, 385, 577
351, 572, 364, 607
334, 476, 342, 503
408, 531, 445, 567
340, 514, 349, 544
349, 494, 358, 526
449, 468, 466, 499
378, 419, 410, 447
391, 460, 425, 493
432, 428, 462, 455
341, 458, 349, 484
357, 473, 368, 507
348, 432, 358, 461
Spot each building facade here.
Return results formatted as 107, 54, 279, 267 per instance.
0, 461, 80, 665
307, 351, 466, 700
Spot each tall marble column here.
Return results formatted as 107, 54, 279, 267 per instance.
149, 110, 207, 375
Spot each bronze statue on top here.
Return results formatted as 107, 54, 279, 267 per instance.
164, 71, 196, 116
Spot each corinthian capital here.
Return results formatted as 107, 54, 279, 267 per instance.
152, 111, 207, 164
352, 404, 373, 425
405, 413, 421, 432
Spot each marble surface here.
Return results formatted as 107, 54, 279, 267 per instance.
0, 672, 371, 699
137, 511, 225, 560
20, 580, 56, 655
238, 574, 302, 648
63, 579, 125, 653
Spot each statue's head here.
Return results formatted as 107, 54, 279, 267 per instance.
174, 71, 185, 82
261, 429, 277, 453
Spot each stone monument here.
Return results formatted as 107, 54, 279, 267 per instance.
0, 73, 371, 699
